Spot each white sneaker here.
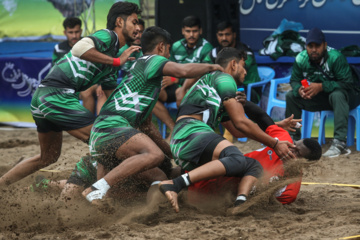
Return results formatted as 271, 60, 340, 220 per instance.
322, 139, 351, 158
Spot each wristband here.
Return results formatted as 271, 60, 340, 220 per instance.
170, 77, 176, 82
272, 139, 279, 149
112, 58, 121, 67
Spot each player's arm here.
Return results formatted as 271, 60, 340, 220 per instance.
162, 61, 223, 79
223, 98, 295, 160
138, 115, 172, 159
71, 37, 140, 66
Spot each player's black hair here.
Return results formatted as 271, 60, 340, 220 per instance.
106, 2, 141, 30
63, 17, 82, 29
138, 18, 145, 27
182, 15, 201, 28
141, 26, 172, 54
302, 138, 322, 161
215, 47, 247, 68
216, 21, 235, 33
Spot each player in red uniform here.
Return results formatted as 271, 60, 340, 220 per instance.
187, 101, 322, 205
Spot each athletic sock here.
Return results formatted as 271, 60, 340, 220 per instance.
172, 173, 192, 193
92, 178, 111, 194
234, 194, 247, 206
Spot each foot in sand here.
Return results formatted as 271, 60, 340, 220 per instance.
159, 180, 180, 213
82, 187, 115, 214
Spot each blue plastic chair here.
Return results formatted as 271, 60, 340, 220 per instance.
246, 66, 276, 105
300, 110, 316, 139
157, 102, 178, 139
317, 105, 360, 150
266, 75, 290, 116
265, 75, 316, 139
238, 66, 276, 142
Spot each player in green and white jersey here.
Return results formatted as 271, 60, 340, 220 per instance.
118, 18, 145, 81
82, 26, 224, 203
0, 2, 142, 188
158, 47, 296, 213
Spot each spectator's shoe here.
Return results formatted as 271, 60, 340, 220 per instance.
322, 139, 351, 158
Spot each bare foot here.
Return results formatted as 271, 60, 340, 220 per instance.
82, 187, 92, 198
159, 180, 180, 213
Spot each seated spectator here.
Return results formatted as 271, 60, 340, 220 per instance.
285, 27, 360, 157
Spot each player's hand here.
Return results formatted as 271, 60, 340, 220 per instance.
119, 45, 141, 66
303, 83, 322, 99
161, 76, 177, 90
276, 114, 302, 132
96, 85, 104, 97
274, 140, 296, 161
211, 64, 224, 72
298, 86, 307, 99
235, 91, 247, 106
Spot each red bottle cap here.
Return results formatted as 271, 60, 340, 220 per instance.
301, 79, 309, 88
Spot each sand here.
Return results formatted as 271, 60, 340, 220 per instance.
0, 126, 359, 240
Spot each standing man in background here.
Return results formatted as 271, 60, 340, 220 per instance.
52, 17, 82, 65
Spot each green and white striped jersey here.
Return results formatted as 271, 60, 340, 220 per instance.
178, 71, 237, 129
99, 54, 169, 128
118, 44, 143, 77
42, 29, 120, 92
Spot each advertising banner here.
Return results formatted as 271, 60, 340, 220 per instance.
239, 0, 360, 51
0, 57, 52, 126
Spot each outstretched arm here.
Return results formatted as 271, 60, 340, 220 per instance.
163, 61, 223, 79
236, 92, 302, 132
72, 37, 140, 66
223, 98, 295, 160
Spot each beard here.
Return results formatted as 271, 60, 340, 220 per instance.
309, 50, 325, 63
220, 41, 230, 47
123, 27, 136, 45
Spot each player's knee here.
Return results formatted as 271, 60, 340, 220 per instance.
218, 146, 263, 178
329, 89, 347, 103
148, 148, 165, 166
243, 157, 263, 179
